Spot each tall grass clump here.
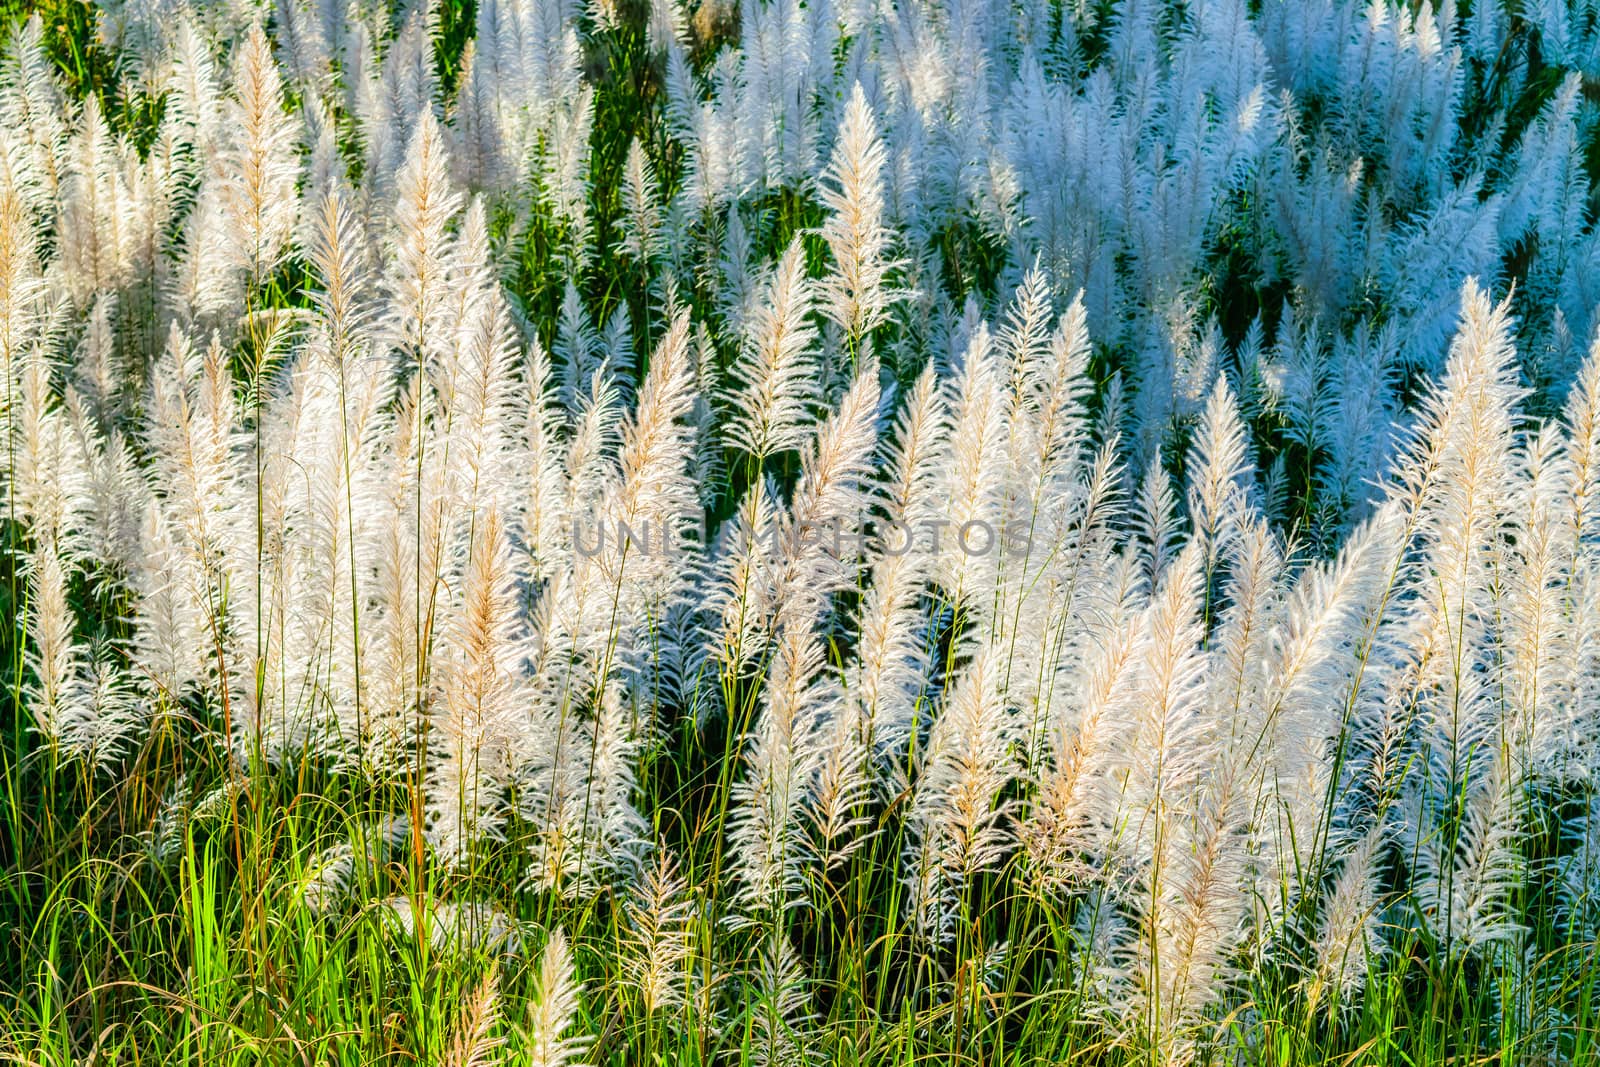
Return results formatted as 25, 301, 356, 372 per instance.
4, 0, 1600, 1064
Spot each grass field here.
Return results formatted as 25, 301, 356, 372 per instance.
5, 0, 1600, 1064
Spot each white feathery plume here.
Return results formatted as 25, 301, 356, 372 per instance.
307, 188, 379, 375
443, 965, 504, 1067
542, 86, 596, 269
144, 325, 242, 581
935, 324, 1007, 607
1309, 826, 1386, 1016
454, 0, 529, 193
1548, 347, 1600, 780
172, 179, 243, 324
998, 268, 1057, 420
621, 137, 660, 262
1024, 606, 1142, 892
524, 928, 589, 1067
521, 336, 570, 580
385, 897, 520, 957
1110, 541, 1211, 896
1404, 748, 1526, 958
303, 189, 391, 759
387, 112, 464, 372
719, 209, 760, 340
12, 353, 90, 551
748, 931, 817, 1067
768, 358, 881, 636
451, 40, 507, 194
0, 136, 44, 396
1129, 745, 1253, 1064
290, 351, 387, 762
372, 9, 440, 194
165, 17, 224, 158
729, 624, 830, 918
905, 637, 1015, 942
709, 480, 780, 674
1206, 517, 1284, 748
1561, 339, 1600, 554
298, 841, 360, 915
522, 0, 584, 122
231, 332, 318, 763
559, 366, 623, 570
624, 848, 695, 1014
598, 308, 698, 614
25, 542, 91, 759
131, 502, 208, 704
555, 281, 603, 411
1132, 449, 1181, 586
56, 94, 133, 307
528, 313, 692, 885
817, 82, 900, 344
71, 294, 118, 421
1185, 377, 1254, 566
427, 507, 527, 868
989, 293, 1100, 738
1010, 291, 1094, 500
76, 420, 145, 574
374, 116, 462, 761
272, 0, 333, 93
541, 322, 697, 809
1083, 543, 1247, 1061
1252, 507, 1400, 908
646, 0, 686, 51
1397, 283, 1522, 805
364, 380, 446, 766
810, 696, 875, 871
661, 36, 697, 137
518, 692, 595, 897
848, 362, 945, 757
443, 201, 522, 522
123, 119, 180, 314
0, 16, 68, 217
570, 684, 649, 892
218, 24, 301, 283
1502, 427, 1572, 776
601, 304, 632, 378
78, 662, 142, 773
724, 235, 819, 460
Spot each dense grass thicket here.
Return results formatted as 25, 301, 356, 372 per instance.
6, 0, 1600, 1063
